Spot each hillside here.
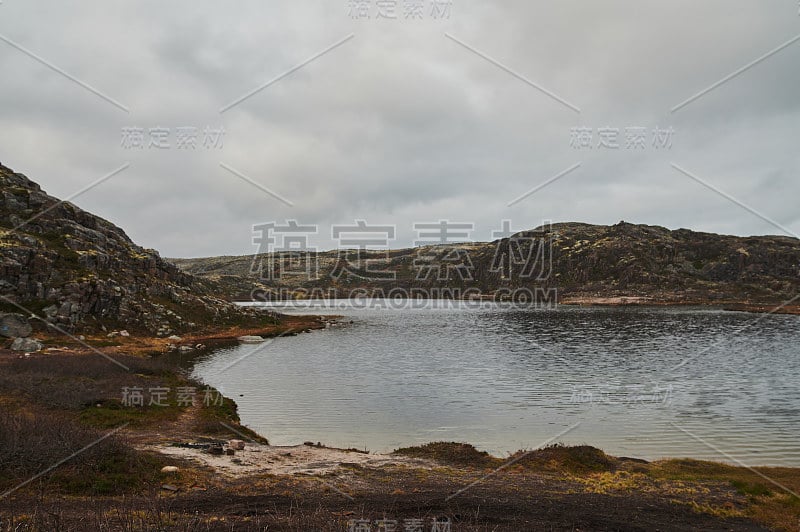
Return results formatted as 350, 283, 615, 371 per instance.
172, 222, 800, 305
0, 162, 277, 335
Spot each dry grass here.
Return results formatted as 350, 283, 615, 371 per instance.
512, 444, 616, 474
0, 411, 164, 497
646, 459, 800, 531
393, 442, 500, 468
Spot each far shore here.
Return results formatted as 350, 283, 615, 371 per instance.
233, 295, 800, 316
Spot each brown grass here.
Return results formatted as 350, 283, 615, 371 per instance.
0, 411, 164, 497
393, 442, 500, 468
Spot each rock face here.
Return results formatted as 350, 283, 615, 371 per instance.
0, 163, 279, 334
173, 221, 800, 305
0, 313, 32, 338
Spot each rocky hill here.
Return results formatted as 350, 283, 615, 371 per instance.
172, 222, 800, 305
0, 163, 277, 335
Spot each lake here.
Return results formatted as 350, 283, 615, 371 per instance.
191, 301, 800, 466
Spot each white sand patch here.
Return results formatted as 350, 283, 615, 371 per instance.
142, 443, 434, 478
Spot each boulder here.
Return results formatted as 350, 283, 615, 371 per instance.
10, 337, 43, 352
229, 439, 245, 450
0, 313, 32, 338
237, 335, 265, 344
160, 466, 179, 474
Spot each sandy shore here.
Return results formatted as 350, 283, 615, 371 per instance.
144, 442, 434, 477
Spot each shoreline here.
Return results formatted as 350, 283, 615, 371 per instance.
5, 305, 798, 461
235, 296, 800, 316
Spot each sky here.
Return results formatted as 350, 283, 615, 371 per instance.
0, 0, 798, 257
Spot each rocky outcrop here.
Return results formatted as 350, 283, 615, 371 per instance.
0, 162, 278, 334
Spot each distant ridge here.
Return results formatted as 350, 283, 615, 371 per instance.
172, 221, 800, 305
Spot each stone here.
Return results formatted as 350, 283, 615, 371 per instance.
237, 335, 265, 344
225, 449, 235, 456
57, 301, 71, 318
160, 466, 179, 474
0, 313, 32, 338
167, 335, 182, 341
178, 345, 194, 352
10, 337, 43, 352
119, 330, 130, 337
229, 439, 245, 450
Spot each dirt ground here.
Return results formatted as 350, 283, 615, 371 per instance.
0, 452, 777, 531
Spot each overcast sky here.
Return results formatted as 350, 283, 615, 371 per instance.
0, 1, 798, 257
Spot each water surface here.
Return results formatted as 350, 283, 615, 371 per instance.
192, 302, 800, 466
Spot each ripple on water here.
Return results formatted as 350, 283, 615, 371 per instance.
193, 304, 800, 466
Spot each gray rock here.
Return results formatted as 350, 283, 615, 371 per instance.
57, 301, 71, 317
0, 313, 32, 338
10, 337, 43, 352
237, 335, 265, 344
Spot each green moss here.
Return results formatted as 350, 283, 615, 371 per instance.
79, 399, 185, 429
732, 480, 772, 497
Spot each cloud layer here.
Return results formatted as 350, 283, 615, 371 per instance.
1, 0, 798, 256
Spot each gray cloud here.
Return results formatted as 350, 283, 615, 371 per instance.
0, 0, 797, 257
